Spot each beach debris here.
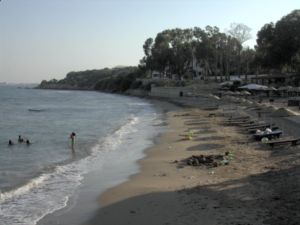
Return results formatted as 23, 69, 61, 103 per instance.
184, 152, 233, 168
187, 131, 194, 140
154, 172, 167, 177
208, 113, 216, 117
182, 131, 194, 140
208, 170, 215, 175
226, 151, 234, 160
261, 137, 269, 143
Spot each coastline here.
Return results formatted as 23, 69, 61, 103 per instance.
32, 91, 300, 225
82, 98, 300, 225
36, 97, 179, 225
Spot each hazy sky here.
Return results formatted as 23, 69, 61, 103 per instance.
0, 0, 299, 83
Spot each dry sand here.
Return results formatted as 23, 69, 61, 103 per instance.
83, 106, 300, 225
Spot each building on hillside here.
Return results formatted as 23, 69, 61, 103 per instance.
190, 55, 204, 80
250, 73, 300, 87
150, 55, 205, 80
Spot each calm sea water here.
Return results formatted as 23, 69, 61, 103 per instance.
0, 85, 163, 225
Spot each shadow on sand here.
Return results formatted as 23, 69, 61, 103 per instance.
187, 143, 225, 151
82, 163, 300, 225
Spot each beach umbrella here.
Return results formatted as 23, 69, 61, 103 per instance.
209, 94, 221, 100
266, 106, 277, 112
239, 84, 270, 90
233, 97, 242, 103
291, 87, 300, 95
219, 81, 234, 86
283, 86, 293, 93
277, 86, 286, 91
267, 86, 277, 91
241, 90, 251, 96
294, 87, 300, 96
244, 100, 252, 105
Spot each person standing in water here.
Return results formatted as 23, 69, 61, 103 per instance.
70, 132, 76, 149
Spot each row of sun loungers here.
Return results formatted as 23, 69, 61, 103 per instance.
266, 137, 300, 148
221, 113, 300, 148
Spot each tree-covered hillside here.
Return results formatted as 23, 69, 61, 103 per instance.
39, 10, 300, 92
38, 67, 141, 91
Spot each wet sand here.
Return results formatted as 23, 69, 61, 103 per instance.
82, 105, 300, 225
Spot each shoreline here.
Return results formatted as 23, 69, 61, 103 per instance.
36, 97, 179, 225
33, 89, 300, 225
82, 99, 300, 225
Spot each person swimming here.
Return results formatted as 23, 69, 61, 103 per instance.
8, 140, 14, 146
18, 135, 24, 143
26, 139, 31, 145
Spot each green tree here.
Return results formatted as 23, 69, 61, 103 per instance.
255, 10, 300, 72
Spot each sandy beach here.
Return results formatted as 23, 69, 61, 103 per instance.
82, 101, 300, 225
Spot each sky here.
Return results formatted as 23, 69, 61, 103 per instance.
0, 0, 299, 83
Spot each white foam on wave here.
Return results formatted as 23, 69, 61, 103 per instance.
127, 102, 152, 106
0, 174, 49, 203
0, 115, 142, 225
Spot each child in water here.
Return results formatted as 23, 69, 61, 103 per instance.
70, 132, 76, 149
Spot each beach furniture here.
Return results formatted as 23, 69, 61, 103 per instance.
202, 106, 219, 111
245, 123, 275, 130
223, 120, 256, 126
266, 137, 300, 148
253, 130, 282, 141
239, 121, 266, 128
226, 116, 250, 121
248, 126, 279, 134
224, 117, 252, 121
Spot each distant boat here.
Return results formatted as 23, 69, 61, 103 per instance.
28, 109, 45, 112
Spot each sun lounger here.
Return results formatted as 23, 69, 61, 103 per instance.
253, 130, 282, 141
245, 123, 275, 130
225, 116, 250, 122
266, 137, 300, 148
240, 121, 266, 128
248, 126, 279, 134
223, 120, 256, 126
223, 117, 250, 122
202, 106, 219, 111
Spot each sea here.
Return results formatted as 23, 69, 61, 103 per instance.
0, 85, 165, 225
